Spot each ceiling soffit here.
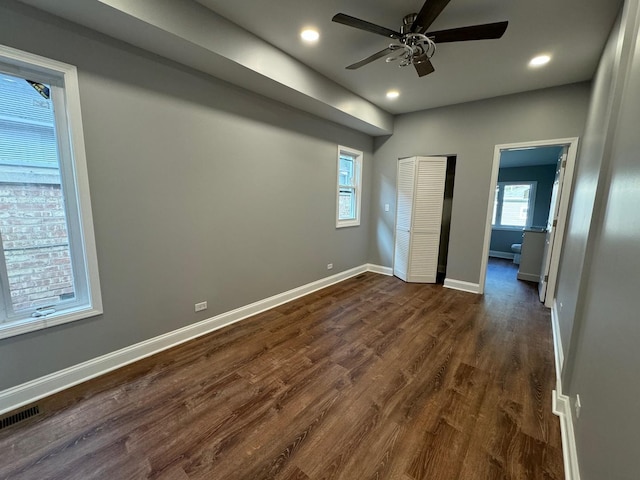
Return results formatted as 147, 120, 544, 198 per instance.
17, 0, 394, 136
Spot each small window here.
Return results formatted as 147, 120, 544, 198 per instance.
492, 182, 537, 229
336, 146, 363, 228
0, 45, 102, 339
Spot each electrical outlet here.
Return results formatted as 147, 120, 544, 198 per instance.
194, 301, 207, 312
575, 394, 582, 419
327, 263, 333, 270
384, 203, 390, 212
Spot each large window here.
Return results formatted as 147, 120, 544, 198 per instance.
492, 182, 537, 228
336, 146, 363, 228
0, 45, 101, 339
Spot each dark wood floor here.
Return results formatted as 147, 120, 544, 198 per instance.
0, 259, 563, 479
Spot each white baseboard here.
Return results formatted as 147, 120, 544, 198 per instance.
366, 263, 393, 276
551, 299, 564, 393
551, 299, 578, 479
517, 272, 540, 282
0, 264, 385, 416
553, 390, 581, 480
489, 250, 515, 260
443, 278, 481, 294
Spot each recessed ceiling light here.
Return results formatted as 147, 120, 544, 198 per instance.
386, 90, 400, 99
529, 55, 551, 67
300, 28, 319, 43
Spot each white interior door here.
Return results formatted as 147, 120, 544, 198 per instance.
407, 157, 447, 283
539, 149, 567, 301
393, 158, 415, 281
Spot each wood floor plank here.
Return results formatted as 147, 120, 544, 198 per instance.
278, 465, 311, 480
0, 259, 564, 479
154, 465, 190, 480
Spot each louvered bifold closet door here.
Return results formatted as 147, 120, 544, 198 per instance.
393, 158, 416, 281
407, 157, 447, 283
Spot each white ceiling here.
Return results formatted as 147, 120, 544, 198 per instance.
18, 0, 622, 134
195, 0, 622, 114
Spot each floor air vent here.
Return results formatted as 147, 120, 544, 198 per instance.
0, 405, 41, 430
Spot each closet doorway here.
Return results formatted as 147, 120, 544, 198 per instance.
393, 155, 456, 283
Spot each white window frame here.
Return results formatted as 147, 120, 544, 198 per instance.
336, 146, 363, 228
0, 45, 102, 339
492, 181, 537, 230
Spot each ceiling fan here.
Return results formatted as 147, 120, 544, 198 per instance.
332, 0, 508, 77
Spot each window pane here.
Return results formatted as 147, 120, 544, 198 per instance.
492, 185, 499, 225
339, 156, 354, 186
0, 72, 76, 315
338, 187, 356, 220
336, 146, 362, 228
501, 184, 531, 227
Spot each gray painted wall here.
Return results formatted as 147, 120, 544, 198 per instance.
369, 84, 590, 285
0, 2, 373, 389
555, 1, 640, 477
490, 164, 557, 253
555, 14, 626, 359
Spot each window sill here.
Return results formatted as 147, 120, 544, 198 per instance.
491, 226, 527, 232
336, 219, 360, 228
0, 305, 103, 340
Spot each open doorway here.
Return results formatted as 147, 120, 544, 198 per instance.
479, 138, 579, 306
437, 156, 457, 283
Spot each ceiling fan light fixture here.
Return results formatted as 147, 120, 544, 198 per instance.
300, 28, 320, 43
529, 54, 551, 67
386, 44, 413, 63
399, 57, 413, 67
386, 90, 400, 99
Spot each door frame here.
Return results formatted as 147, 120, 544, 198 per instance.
478, 137, 579, 305
538, 148, 568, 302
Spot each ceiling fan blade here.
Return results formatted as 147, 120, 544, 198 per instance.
346, 47, 395, 70
332, 13, 402, 39
426, 21, 508, 43
411, 0, 451, 33
414, 59, 435, 77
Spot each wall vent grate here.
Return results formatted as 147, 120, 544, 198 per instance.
0, 405, 41, 430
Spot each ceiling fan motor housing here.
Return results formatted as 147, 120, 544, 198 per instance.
401, 13, 418, 34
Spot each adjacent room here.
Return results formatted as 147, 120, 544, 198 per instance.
1, 0, 639, 479
486, 146, 564, 293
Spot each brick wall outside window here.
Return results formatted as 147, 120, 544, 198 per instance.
0, 182, 74, 312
